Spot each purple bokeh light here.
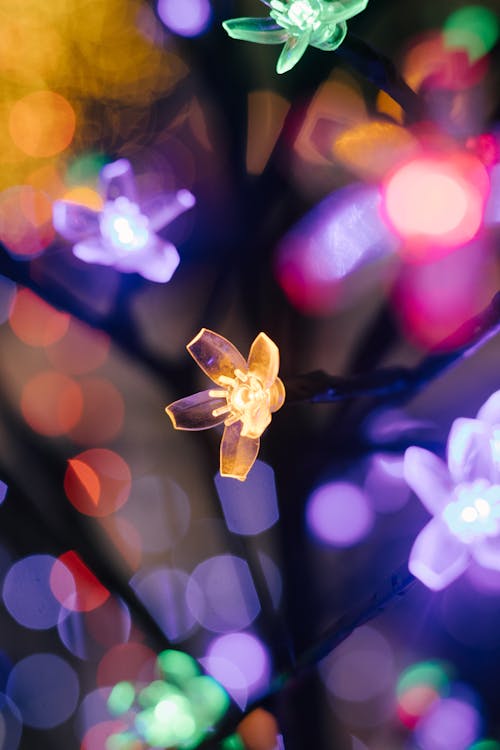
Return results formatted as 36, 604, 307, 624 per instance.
157, 0, 212, 37
3, 555, 61, 630
75, 688, 112, 740
414, 696, 481, 750
364, 454, 411, 513
320, 626, 395, 702
0, 694, 22, 750
306, 481, 374, 547
215, 460, 279, 536
186, 555, 260, 633
130, 567, 196, 642
6, 653, 79, 729
58, 597, 131, 660
202, 632, 270, 708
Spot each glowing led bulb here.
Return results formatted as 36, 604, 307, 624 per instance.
223, 0, 369, 74
100, 197, 151, 252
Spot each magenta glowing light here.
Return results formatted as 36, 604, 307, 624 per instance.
306, 481, 374, 547
157, 0, 212, 37
405, 389, 500, 591
382, 153, 489, 257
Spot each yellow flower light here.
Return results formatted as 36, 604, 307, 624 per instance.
166, 329, 285, 481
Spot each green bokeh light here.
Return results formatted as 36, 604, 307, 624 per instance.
468, 741, 500, 750
157, 649, 200, 687
107, 681, 136, 716
138, 679, 176, 708
185, 675, 230, 725
221, 734, 246, 750
397, 660, 451, 698
444, 5, 499, 61
66, 152, 110, 187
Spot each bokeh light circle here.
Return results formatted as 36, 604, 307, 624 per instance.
21, 371, 83, 437
203, 632, 270, 704
382, 155, 488, 254
9, 91, 76, 157
50, 551, 110, 612
6, 653, 79, 729
97, 642, 157, 689
414, 696, 481, 750
0, 694, 22, 750
306, 482, 374, 547
3, 554, 61, 630
186, 555, 260, 633
131, 567, 196, 642
64, 449, 132, 517
9, 289, 70, 346
157, 0, 212, 37
0, 187, 55, 257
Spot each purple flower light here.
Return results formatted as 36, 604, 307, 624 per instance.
53, 159, 195, 283
405, 390, 500, 590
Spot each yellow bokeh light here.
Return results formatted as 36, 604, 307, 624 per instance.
63, 186, 103, 211
9, 90, 76, 157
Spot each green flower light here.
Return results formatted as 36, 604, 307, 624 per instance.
223, 0, 369, 74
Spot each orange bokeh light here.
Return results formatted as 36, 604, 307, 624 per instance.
9, 90, 76, 157
0, 186, 55, 257
64, 448, 131, 517
96, 642, 157, 688
9, 288, 70, 346
50, 550, 110, 612
21, 370, 83, 436
63, 186, 103, 211
69, 377, 125, 445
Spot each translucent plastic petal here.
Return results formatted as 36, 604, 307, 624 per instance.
100, 159, 138, 203
240, 402, 272, 440
312, 20, 347, 51
409, 518, 469, 591
73, 237, 113, 265
472, 536, 500, 571
53, 201, 100, 242
269, 377, 286, 413
187, 329, 247, 385
220, 422, 260, 481
166, 390, 228, 431
477, 389, 500, 426
247, 332, 280, 388
276, 32, 310, 74
222, 17, 289, 44
129, 242, 180, 283
447, 417, 494, 484
143, 190, 196, 233
404, 447, 453, 515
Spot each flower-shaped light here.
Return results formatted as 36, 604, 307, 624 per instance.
223, 0, 369, 74
53, 159, 195, 283
166, 329, 285, 481
404, 390, 500, 590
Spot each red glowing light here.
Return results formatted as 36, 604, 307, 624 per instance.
96, 642, 157, 688
382, 153, 489, 256
50, 550, 109, 612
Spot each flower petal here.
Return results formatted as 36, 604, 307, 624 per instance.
312, 20, 347, 51
477, 389, 500, 426
73, 237, 113, 265
220, 422, 260, 481
409, 518, 469, 590
100, 159, 138, 203
472, 536, 500, 571
119, 241, 179, 283
187, 329, 247, 385
276, 32, 310, 74
143, 190, 196, 233
247, 332, 280, 388
53, 201, 100, 242
222, 17, 289, 44
404, 447, 453, 515
447, 417, 494, 484
269, 377, 286, 413
166, 390, 228, 431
